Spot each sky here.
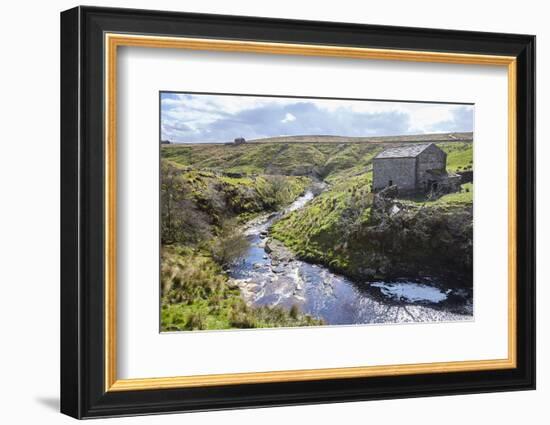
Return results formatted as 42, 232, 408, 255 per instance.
160, 92, 474, 143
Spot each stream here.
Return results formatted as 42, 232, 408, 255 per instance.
229, 189, 473, 325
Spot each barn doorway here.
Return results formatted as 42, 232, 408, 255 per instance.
427, 180, 438, 193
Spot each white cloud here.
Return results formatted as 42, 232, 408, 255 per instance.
314, 99, 466, 134
281, 113, 296, 123
160, 93, 473, 143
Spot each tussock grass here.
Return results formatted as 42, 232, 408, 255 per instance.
161, 246, 323, 331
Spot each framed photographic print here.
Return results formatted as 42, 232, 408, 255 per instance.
60, 6, 536, 419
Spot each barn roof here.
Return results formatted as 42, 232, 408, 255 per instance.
374, 143, 435, 159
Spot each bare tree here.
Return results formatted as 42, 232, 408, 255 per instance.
161, 162, 210, 245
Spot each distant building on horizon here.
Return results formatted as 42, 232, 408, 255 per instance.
234, 137, 246, 145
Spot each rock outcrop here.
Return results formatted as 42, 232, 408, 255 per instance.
265, 238, 295, 264
346, 192, 473, 286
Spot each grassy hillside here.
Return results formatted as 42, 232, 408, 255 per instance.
162, 142, 382, 181
161, 162, 310, 230
271, 188, 473, 285
162, 141, 472, 182
440, 142, 474, 172
238, 131, 473, 145
271, 172, 373, 270
161, 138, 475, 330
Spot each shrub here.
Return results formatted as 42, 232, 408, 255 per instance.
210, 219, 249, 266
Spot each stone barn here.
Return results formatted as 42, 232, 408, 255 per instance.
372, 143, 460, 194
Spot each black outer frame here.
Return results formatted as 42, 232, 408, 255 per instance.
60, 5, 535, 419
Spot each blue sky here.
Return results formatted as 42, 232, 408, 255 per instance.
160, 92, 473, 143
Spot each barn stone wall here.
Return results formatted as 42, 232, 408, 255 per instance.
373, 157, 417, 190
416, 145, 446, 190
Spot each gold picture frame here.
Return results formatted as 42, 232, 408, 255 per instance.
104, 33, 517, 392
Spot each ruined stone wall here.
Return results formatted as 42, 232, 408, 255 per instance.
373, 157, 417, 190
416, 145, 446, 189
